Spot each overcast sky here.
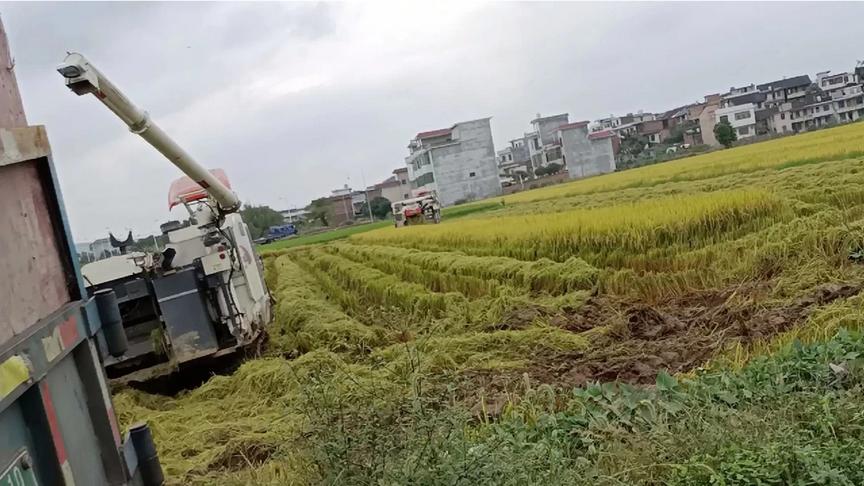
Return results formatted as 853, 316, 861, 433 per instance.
3, 2, 863, 242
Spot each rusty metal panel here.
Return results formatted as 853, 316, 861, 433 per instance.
0, 126, 51, 168
0, 160, 70, 344
0, 19, 26, 129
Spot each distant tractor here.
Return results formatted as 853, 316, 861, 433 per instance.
392, 190, 442, 227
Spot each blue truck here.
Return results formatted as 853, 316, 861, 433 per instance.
257, 223, 298, 244
0, 23, 162, 486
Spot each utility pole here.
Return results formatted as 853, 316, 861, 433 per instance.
360, 168, 373, 222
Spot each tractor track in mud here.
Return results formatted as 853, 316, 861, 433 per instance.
463, 281, 861, 414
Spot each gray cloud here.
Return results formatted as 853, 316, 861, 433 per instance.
2, 2, 862, 241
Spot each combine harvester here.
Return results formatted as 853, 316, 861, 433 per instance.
391, 190, 442, 227
0, 21, 164, 486
57, 53, 272, 384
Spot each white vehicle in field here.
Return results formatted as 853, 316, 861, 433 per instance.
391, 190, 442, 227
59, 52, 271, 383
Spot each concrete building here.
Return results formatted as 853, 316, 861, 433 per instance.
699, 94, 723, 146
757, 75, 811, 108
783, 86, 864, 133
715, 91, 767, 140
326, 193, 355, 226
279, 207, 309, 223
635, 118, 669, 144
405, 117, 500, 206
497, 147, 529, 178
531, 113, 570, 170
557, 122, 616, 179
766, 66, 864, 134
88, 237, 118, 261
728, 84, 757, 96
317, 185, 368, 226
497, 137, 534, 183
371, 168, 413, 204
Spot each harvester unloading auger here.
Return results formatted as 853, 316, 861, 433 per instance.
58, 53, 272, 383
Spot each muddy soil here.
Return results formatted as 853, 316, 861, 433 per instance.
464, 281, 860, 415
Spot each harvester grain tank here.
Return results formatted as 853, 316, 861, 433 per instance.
57, 53, 272, 383
0, 21, 162, 485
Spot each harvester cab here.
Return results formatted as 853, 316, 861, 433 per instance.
60, 52, 272, 384
392, 190, 442, 227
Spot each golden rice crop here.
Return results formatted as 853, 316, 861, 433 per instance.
492, 121, 864, 206
354, 189, 785, 263
329, 243, 599, 294
269, 255, 389, 356
325, 244, 510, 299
117, 123, 864, 485
297, 247, 463, 317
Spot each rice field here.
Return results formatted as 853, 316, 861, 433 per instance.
118, 121, 864, 485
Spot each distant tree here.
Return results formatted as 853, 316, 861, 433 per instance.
620, 135, 647, 160
370, 196, 392, 219
308, 198, 332, 227
353, 201, 370, 220
545, 162, 563, 174
665, 124, 685, 144
714, 120, 738, 148
240, 204, 284, 239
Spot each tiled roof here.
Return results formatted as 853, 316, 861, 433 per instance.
588, 130, 615, 140
757, 75, 812, 91
415, 128, 452, 139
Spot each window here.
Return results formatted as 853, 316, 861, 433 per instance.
532, 138, 541, 150
403, 193, 409, 199
400, 179, 407, 185
780, 113, 785, 120
824, 105, 831, 112
545, 147, 562, 162
507, 154, 513, 161
468, 172, 476, 178
737, 126, 750, 135
839, 100, 846, 108
734, 111, 751, 120
719, 115, 729, 123
415, 172, 435, 187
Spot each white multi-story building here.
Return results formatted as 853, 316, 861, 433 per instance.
715, 91, 767, 140
782, 87, 864, 133
279, 207, 309, 223
405, 118, 500, 206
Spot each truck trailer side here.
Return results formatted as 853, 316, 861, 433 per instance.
0, 20, 161, 486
